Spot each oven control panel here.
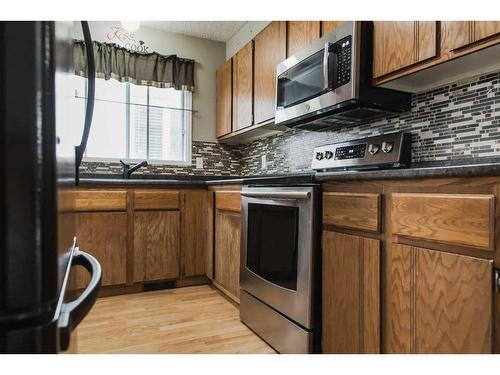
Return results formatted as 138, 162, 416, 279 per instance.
311, 132, 412, 171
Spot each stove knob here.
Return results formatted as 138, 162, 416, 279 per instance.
315, 151, 324, 160
324, 150, 333, 159
382, 141, 394, 153
368, 143, 380, 155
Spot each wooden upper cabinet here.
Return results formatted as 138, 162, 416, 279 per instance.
373, 22, 416, 78
323, 231, 380, 353
321, 21, 347, 36
441, 21, 471, 53
373, 21, 437, 78
286, 21, 321, 57
254, 21, 286, 125
384, 244, 493, 353
216, 59, 232, 138
232, 41, 253, 131
474, 21, 500, 42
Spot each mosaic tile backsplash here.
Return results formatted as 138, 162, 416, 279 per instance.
81, 71, 500, 177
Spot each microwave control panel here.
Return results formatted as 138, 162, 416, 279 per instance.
331, 35, 352, 89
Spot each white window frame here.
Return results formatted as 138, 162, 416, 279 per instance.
82, 80, 192, 166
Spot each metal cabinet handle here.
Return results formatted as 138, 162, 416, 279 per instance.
242, 191, 311, 200
57, 248, 102, 351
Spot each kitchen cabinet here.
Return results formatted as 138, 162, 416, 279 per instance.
474, 21, 500, 42
322, 191, 381, 353
286, 21, 320, 57
322, 177, 500, 354
374, 21, 500, 86
133, 210, 180, 282
440, 21, 471, 53
213, 190, 242, 302
322, 231, 380, 353
254, 21, 286, 125
385, 244, 493, 353
74, 211, 128, 288
373, 21, 437, 78
232, 41, 253, 131
216, 59, 232, 138
181, 190, 207, 277
321, 21, 347, 36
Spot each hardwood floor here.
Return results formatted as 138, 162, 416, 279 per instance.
77, 285, 276, 354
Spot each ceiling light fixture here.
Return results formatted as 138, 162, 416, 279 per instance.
121, 21, 140, 32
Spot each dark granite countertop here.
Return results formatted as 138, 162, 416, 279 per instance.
315, 162, 500, 182
79, 160, 500, 186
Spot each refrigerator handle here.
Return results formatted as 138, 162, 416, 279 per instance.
75, 20, 95, 183
57, 248, 102, 351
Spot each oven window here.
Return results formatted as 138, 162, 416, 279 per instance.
246, 203, 299, 291
276, 50, 325, 109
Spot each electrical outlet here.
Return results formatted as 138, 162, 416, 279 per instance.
196, 157, 203, 169
261, 154, 267, 169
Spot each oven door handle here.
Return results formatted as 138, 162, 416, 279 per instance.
241, 191, 311, 200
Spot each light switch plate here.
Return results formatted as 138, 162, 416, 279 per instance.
196, 157, 203, 169
261, 154, 267, 169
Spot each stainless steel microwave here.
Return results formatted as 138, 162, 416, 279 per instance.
274, 21, 411, 130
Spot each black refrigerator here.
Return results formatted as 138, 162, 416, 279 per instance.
0, 21, 101, 353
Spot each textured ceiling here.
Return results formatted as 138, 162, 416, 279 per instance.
142, 21, 246, 42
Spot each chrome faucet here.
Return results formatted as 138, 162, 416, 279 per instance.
119, 160, 148, 179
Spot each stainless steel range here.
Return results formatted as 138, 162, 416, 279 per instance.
239, 175, 320, 354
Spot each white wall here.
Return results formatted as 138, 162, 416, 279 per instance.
74, 21, 226, 142
225, 21, 270, 59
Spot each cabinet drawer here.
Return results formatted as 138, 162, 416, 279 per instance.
391, 193, 494, 250
323, 192, 381, 232
134, 190, 180, 210
215, 191, 241, 212
74, 190, 127, 212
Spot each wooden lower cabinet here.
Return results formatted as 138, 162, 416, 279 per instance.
181, 191, 207, 277
74, 211, 127, 288
384, 243, 493, 353
133, 210, 180, 282
214, 209, 241, 301
322, 231, 381, 353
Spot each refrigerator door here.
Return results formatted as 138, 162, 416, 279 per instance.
0, 21, 101, 353
0, 21, 60, 353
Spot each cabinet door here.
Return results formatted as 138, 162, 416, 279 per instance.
181, 191, 207, 277
321, 21, 346, 36
286, 21, 320, 57
474, 21, 500, 42
216, 59, 232, 138
75, 212, 127, 288
214, 210, 241, 300
384, 244, 493, 353
441, 21, 471, 53
232, 41, 253, 131
133, 210, 180, 282
322, 231, 380, 353
254, 21, 286, 125
373, 22, 416, 78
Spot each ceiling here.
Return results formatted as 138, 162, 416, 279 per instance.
142, 21, 246, 42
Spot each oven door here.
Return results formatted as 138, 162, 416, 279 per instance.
240, 186, 316, 329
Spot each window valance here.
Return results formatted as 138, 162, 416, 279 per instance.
74, 40, 195, 91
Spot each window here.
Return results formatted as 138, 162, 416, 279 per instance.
75, 76, 192, 164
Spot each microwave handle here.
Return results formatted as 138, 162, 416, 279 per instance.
323, 42, 338, 90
